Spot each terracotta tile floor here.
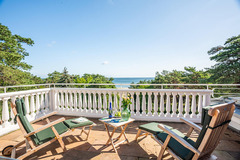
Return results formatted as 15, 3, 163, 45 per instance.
0, 115, 240, 160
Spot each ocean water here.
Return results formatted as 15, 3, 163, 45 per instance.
112, 77, 154, 88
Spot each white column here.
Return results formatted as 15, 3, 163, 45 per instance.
36, 93, 40, 114
98, 92, 102, 114
159, 92, 165, 117
82, 91, 87, 111
130, 92, 134, 115
178, 93, 183, 117
153, 92, 158, 116
74, 91, 78, 112
56, 90, 60, 111
78, 91, 83, 111
103, 92, 107, 114
119, 92, 123, 112
114, 92, 118, 113
87, 91, 92, 111
191, 93, 197, 118
171, 92, 177, 118
135, 92, 140, 116
30, 94, 35, 117
197, 93, 203, 118
2, 97, 10, 128
165, 92, 171, 117
184, 93, 190, 118
147, 92, 152, 116
142, 92, 146, 116
60, 91, 64, 111
40, 92, 44, 112
69, 91, 73, 112
45, 92, 49, 111
25, 95, 30, 119
65, 91, 69, 111
93, 91, 97, 113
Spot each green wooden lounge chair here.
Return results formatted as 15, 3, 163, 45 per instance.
135, 102, 235, 160
3, 98, 95, 160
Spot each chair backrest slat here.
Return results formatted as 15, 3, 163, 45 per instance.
198, 102, 235, 158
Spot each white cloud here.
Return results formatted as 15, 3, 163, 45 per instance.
47, 41, 56, 47
102, 61, 109, 65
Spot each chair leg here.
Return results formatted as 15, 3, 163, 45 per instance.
57, 137, 66, 151
158, 135, 171, 160
86, 126, 93, 140
135, 129, 142, 140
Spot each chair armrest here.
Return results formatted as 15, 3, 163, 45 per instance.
158, 124, 200, 156
31, 111, 58, 124
25, 117, 65, 137
180, 118, 202, 132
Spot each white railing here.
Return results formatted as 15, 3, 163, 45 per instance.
0, 88, 52, 136
52, 88, 212, 121
0, 87, 212, 136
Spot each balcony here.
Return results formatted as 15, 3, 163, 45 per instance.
0, 85, 239, 159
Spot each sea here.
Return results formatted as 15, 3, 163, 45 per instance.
112, 77, 154, 88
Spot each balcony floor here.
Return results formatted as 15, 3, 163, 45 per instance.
0, 115, 240, 160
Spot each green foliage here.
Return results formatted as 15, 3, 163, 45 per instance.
0, 23, 34, 70
45, 68, 115, 88
58, 67, 73, 83
0, 65, 43, 86
207, 34, 240, 84
182, 67, 210, 84
45, 71, 62, 83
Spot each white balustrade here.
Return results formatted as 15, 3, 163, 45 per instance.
0, 87, 212, 136
0, 88, 51, 136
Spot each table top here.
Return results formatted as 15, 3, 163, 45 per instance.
99, 117, 135, 128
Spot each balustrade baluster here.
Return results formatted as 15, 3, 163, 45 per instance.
172, 93, 177, 117
191, 93, 197, 118
2, 98, 10, 128
65, 91, 69, 111
135, 92, 140, 115
142, 92, 146, 115
25, 95, 30, 119
87, 92, 92, 111
159, 92, 165, 117
114, 92, 118, 113
153, 92, 158, 116
69, 91, 74, 112
93, 92, 97, 113
130, 92, 134, 115
82, 91, 87, 111
78, 91, 82, 111
148, 92, 153, 116
185, 93, 190, 118
45, 92, 49, 111
60, 91, 64, 111
119, 92, 123, 112
36, 93, 40, 114
178, 93, 183, 117
197, 93, 203, 118
166, 92, 171, 117
103, 92, 107, 113
74, 91, 78, 111
30, 94, 35, 117
98, 92, 102, 113
40, 92, 45, 112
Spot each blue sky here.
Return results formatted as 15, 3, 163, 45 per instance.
0, 0, 240, 78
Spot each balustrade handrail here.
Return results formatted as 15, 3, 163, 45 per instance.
53, 87, 212, 93
0, 88, 51, 98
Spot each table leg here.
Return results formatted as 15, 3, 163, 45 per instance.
120, 125, 130, 145
104, 124, 118, 153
